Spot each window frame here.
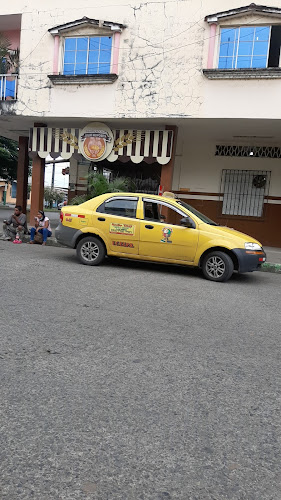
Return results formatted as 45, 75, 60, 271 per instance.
217, 25, 271, 70
62, 35, 113, 76
96, 196, 139, 218
142, 198, 192, 227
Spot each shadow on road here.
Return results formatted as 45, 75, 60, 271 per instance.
54, 250, 258, 284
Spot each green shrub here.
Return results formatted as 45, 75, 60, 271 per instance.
69, 194, 90, 205
69, 174, 132, 205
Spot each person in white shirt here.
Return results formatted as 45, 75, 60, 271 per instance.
30, 210, 52, 245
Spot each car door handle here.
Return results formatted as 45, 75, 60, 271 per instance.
97, 217, 106, 221
145, 224, 154, 229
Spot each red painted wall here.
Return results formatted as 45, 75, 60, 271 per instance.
180, 198, 281, 248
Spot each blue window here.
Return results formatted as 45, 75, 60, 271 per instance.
11, 181, 17, 198
63, 36, 112, 75
218, 26, 270, 69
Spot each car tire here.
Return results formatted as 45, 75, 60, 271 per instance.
202, 251, 234, 282
76, 236, 106, 266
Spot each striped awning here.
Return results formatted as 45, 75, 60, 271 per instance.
29, 127, 174, 165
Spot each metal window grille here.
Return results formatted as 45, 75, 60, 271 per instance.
220, 169, 271, 217
0, 74, 18, 100
216, 145, 281, 158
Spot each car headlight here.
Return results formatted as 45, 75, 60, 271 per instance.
245, 242, 262, 251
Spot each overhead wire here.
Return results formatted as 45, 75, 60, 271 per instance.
15, 12, 268, 77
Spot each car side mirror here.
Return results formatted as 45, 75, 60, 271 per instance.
180, 217, 195, 229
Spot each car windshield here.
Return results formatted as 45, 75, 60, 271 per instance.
177, 200, 218, 226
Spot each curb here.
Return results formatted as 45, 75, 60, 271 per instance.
259, 263, 281, 274
21, 235, 66, 248
0, 234, 66, 248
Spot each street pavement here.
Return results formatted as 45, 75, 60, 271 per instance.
1, 241, 281, 499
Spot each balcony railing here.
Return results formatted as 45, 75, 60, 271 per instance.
0, 74, 18, 101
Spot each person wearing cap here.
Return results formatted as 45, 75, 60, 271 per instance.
2, 205, 27, 243
30, 210, 52, 246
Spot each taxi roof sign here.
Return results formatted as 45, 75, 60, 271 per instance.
163, 191, 178, 199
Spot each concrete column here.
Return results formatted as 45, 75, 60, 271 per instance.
16, 136, 29, 214
68, 156, 78, 202
30, 155, 45, 222
160, 126, 178, 193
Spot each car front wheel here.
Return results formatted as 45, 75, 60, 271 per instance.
76, 236, 105, 266
202, 251, 234, 282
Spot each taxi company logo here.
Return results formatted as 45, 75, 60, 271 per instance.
79, 122, 114, 161
113, 241, 134, 248
161, 227, 173, 243
109, 223, 135, 235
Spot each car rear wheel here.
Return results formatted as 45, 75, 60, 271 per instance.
76, 236, 105, 266
202, 251, 234, 282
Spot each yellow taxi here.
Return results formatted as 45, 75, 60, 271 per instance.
55, 192, 266, 282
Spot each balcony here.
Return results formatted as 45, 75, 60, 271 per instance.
0, 13, 21, 102
0, 74, 18, 100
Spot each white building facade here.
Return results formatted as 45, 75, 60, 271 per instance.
1, 1, 281, 245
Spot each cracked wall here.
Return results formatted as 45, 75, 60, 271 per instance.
116, 0, 205, 118
1, 0, 281, 122
0, 0, 209, 120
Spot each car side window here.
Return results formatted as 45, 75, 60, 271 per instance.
97, 198, 138, 218
143, 200, 188, 226
144, 201, 160, 221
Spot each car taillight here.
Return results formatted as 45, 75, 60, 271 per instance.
60, 211, 63, 223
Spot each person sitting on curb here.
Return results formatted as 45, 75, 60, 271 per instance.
30, 210, 52, 246
2, 205, 27, 243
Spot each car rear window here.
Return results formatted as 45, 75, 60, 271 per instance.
97, 198, 138, 218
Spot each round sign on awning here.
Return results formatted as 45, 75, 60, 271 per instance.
78, 122, 114, 161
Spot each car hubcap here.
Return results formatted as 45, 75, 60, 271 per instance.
81, 241, 99, 262
206, 256, 225, 279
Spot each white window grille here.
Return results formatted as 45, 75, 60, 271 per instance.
216, 145, 281, 158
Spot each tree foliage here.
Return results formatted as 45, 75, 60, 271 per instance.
0, 32, 11, 73
0, 32, 19, 74
44, 187, 65, 208
0, 136, 19, 180
70, 173, 132, 205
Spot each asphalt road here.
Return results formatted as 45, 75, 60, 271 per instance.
1, 242, 281, 500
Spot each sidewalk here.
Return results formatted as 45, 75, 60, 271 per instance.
261, 247, 281, 273
21, 233, 66, 247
